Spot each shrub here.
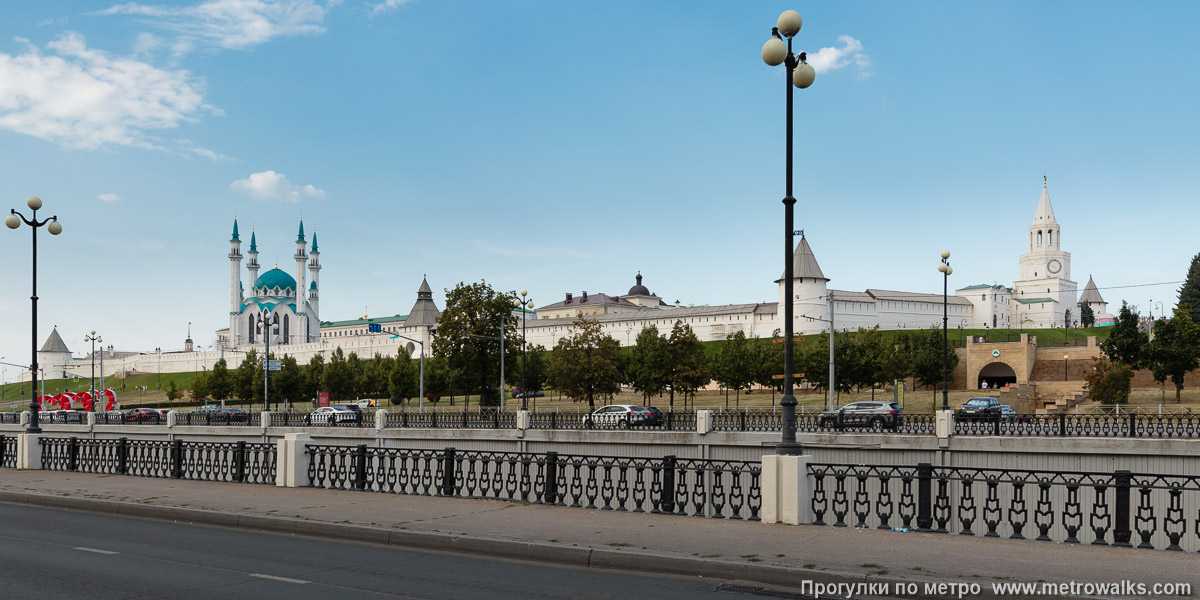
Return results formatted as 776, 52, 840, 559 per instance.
1083, 358, 1132, 405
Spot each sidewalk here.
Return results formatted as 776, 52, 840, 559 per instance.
0, 470, 1195, 599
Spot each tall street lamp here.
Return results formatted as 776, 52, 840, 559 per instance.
1064, 354, 1069, 382
258, 313, 280, 411
6, 196, 63, 433
937, 250, 953, 411
517, 290, 534, 411
762, 9, 815, 456
85, 330, 102, 411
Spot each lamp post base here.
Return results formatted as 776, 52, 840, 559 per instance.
775, 393, 803, 455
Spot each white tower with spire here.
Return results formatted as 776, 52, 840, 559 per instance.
777, 234, 830, 335
228, 219, 243, 346
307, 232, 321, 342
1011, 176, 1077, 328
293, 220, 308, 345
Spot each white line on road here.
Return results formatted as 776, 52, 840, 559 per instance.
73, 547, 119, 555
249, 573, 311, 585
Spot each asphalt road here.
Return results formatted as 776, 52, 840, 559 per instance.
0, 503, 798, 600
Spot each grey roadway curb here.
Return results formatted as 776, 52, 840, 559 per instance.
0, 489, 1041, 600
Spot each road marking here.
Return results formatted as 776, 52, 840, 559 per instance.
249, 573, 311, 585
74, 547, 118, 555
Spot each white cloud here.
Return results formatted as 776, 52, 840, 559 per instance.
230, 170, 326, 202
97, 0, 336, 51
98, 193, 121, 202
0, 33, 210, 149
371, 0, 415, 16
807, 35, 872, 78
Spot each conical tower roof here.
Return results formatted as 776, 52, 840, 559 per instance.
407, 277, 440, 327
1079, 276, 1105, 304
777, 236, 828, 282
1032, 175, 1057, 226
39, 327, 71, 353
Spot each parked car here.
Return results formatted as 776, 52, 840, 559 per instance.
306, 405, 362, 425
123, 407, 164, 423
188, 405, 246, 422
958, 397, 1003, 421
582, 404, 656, 428
49, 409, 85, 424
817, 402, 903, 430
642, 406, 665, 426
998, 405, 1031, 423
512, 390, 545, 399
352, 399, 377, 408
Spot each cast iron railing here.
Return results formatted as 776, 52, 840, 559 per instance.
526, 409, 696, 431
384, 409, 516, 429
954, 414, 1200, 438
38, 437, 275, 484
808, 463, 1200, 552
306, 445, 760, 520
0, 434, 16, 468
0, 413, 20, 424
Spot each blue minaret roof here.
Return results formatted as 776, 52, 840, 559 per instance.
297, 220, 305, 242
311, 232, 319, 253
249, 230, 258, 252
231, 219, 240, 241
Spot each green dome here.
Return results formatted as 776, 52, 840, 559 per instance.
254, 268, 296, 293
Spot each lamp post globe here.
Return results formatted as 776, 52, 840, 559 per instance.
776, 10, 802, 37
792, 63, 815, 88
761, 37, 786, 66
48, 221, 62, 235
26, 196, 42, 210
4, 215, 18, 229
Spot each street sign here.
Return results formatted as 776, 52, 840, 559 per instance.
262, 359, 282, 371
368, 323, 382, 333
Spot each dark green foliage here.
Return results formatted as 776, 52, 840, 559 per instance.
302, 353, 325, 402
388, 351, 420, 401
1083, 358, 1133, 405
1100, 302, 1148, 367
322, 348, 354, 401
208, 358, 232, 402
550, 317, 621, 411
1178, 253, 1200, 324
1146, 306, 1200, 402
910, 329, 958, 394
664, 321, 710, 409
235, 349, 259, 401
627, 325, 668, 401
711, 330, 754, 406
1079, 304, 1095, 328
431, 280, 521, 407
165, 379, 182, 402
275, 355, 303, 406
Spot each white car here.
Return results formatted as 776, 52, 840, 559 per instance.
305, 405, 362, 425
581, 404, 655, 429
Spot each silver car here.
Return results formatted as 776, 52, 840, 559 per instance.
817, 401, 903, 430
582, 404, 655, 429
305, 405, 362, 425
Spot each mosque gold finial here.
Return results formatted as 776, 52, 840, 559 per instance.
1044, 174, 1047, 186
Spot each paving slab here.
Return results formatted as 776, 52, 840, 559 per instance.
0, 470, 1196, 599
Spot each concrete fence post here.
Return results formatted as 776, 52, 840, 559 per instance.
260, 411, 272, 432
696, 410, 713, 435
760, 454, 814, 525
20, 411, 30, 427
166, 410, 178, 428
935, 409, 954, 446
86, 412, 97, 427
516, 410, 531, 431
375, 409, 388, 431
17, 434, 42, 469
277, 432, 312, 488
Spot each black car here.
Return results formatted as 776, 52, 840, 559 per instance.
642, 407, 665, 426
817, 402, 903, 430
123, 408, 164, 423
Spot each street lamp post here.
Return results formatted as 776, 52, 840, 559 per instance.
258, 314, 279, 411
518, 290, 534, 411
1064, 354, 1069, 382
6, 196, 63, 433
85, 330, 102, 411
762, 9, 815, 456
938, 251, 953, 411
389, 332, 427, 414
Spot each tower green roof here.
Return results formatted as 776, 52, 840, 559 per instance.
311, 232, 318, 253
231, 219, 240, 241
249, 230, 257, 252
297, 220, 305, 242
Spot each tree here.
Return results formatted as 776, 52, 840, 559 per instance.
750, 332, 784, 399
424, 356, 451, 405
910, 329, 958, 400
431, 280, 521, 407
1079, 304, 1096, 328
523, 344, 551, 394
388, 351, 420, 403
664, 321, 709, 409
1100, 301, 1148, 368
208, 358, 232, 402
322, 347, 355, 401
1083, 358, 1133, 405
627, 325, 667, 402
302, 353, 325, 402
275, 355, 303, 408
711, 330, 754, 406
1178, 252, 1200, 325
234, 349, 259, 401
358, 353, 391, 400
190, 371, 209, 402
550, 317, 621, 411
165, 379, 182, 402
1146, 306, 1200, 402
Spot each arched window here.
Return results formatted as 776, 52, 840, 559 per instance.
1037, 231, 1043, 246
284, 314, 290, 341
248, 314, 255, 344
1048, 230, 1052, 246
993, 314, 997, 327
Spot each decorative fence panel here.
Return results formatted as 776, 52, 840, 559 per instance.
954, 414, 1200, 438
37, 437, 274, 484
307, 445, 760, 520
384, 410, 515, 430
0, 435, 16, 468
808, 463, 1200, 552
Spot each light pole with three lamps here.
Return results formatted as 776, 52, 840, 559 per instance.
761, 9, 816, 455
85, 330, 102, 411
938, 250, 953, 411
6, 196, 63, 433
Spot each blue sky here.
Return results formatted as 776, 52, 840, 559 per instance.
1, 1, 1197, 368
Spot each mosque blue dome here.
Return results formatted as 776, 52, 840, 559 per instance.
255, 268, 296, 293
